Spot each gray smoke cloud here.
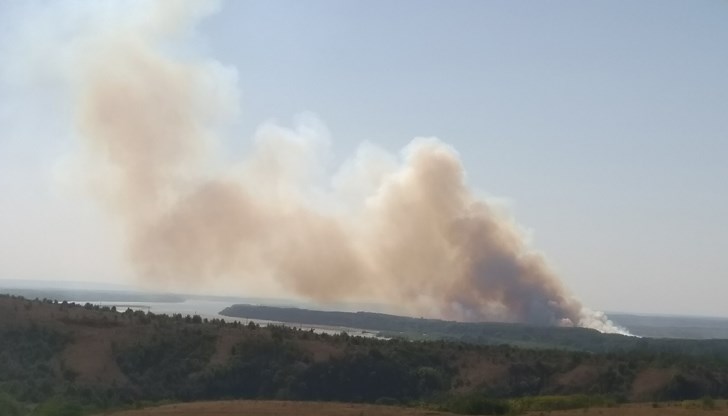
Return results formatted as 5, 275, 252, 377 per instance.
50, 1, 626, 333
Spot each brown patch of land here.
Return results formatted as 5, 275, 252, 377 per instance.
104, 400, 457, 415
299, 338, 345, 362
62, 327, 129, 385
453, 352, 509, 391
0, 296, 135, 385
0, 296, 256, 387
208, 327, 249, 366
552, 363, 600, 390
630, 368, 677, 401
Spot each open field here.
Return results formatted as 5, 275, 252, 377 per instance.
103, 400, 456, 416
102, 400, 728, 416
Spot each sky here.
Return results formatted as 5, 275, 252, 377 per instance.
0, 0, 727, 317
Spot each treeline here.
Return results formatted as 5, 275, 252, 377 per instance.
3, 294, 728, 415
221, 304, 728, 360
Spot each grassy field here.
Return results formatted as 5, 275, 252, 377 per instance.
101, 400, 728, 416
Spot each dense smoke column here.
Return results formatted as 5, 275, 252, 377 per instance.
63, 1, 627, 334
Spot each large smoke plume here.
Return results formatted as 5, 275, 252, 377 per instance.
57, 1, 625, 333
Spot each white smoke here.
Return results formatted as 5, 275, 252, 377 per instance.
4, 0, 629, 335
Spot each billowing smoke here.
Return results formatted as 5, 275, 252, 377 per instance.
53, 1, 625, 333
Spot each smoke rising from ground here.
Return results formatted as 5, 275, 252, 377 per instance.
56, 2, 626, 333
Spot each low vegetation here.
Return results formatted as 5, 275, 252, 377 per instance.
91, 399, 728, 416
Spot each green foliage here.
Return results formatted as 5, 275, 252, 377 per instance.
0, 392, 24, 416
0, 326, 70, 402
436, 394, 616, 415
702, 395, 716, 409
511, 395, 616, 412
198, 334, 304, 399
436, 394, 511, 415
661, 373, 706, 400
187, 328, 453, 403
115, 326, 216, 399
31, 397, 82, 416
221, 305, 728, 365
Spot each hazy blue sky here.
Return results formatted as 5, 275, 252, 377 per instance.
1, 0, 727, 316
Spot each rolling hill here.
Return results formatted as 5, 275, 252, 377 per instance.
3, 294, 728, 415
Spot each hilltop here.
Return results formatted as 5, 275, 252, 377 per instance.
220, 304, 728, 354
3, 294, 728, 415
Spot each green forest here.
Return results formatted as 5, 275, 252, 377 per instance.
221, 304, 728, 356
2, 294, 728, 415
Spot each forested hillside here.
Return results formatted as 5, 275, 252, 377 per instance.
221, 304, 728, 354
3, 294, 728, 415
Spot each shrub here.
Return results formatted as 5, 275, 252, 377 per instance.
32, 397, 83, 416
0, 392, 23, 416
701, 396, 716, 410
438, 394, 511, 415
512, 395, 616, 413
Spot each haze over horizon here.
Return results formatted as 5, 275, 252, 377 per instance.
1, 0, 727, 319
